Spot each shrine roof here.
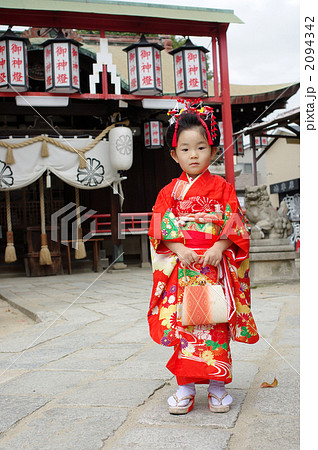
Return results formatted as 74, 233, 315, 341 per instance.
241, 107, 300, 135
0, 1, 243, 35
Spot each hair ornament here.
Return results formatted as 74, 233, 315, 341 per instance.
167, 100, 218, 147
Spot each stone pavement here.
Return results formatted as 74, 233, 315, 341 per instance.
0, 267, 299, 449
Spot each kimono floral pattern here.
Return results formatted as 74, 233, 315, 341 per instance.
148, 170, 259, 385
161, 210, 183, 240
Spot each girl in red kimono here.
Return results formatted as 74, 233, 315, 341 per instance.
148, 105, 259, 415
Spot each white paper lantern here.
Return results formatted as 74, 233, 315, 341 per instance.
234, 134, 244, 156
41, 30, 81, 93
144, 121, 164, 149
0, 28, 29, 92
170, 38, 209, 97
109, 127, 133, 171
123, 35, 163, 95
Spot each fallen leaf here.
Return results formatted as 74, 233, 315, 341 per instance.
260, 378, 278, 388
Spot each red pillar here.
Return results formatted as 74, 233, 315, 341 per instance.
100, 30, 108, 99
211, 34, 219, 98
218, 25, 235, 186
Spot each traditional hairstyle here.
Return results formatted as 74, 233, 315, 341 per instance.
165, 103, 220, 150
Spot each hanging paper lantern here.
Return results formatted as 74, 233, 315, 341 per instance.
0, 27, 29, 92
123, 35, 163, 95
255, 136, 268, 147
41, 30, 82, 93
234, 134, 244, 156
144, 121, 164, 149
169, 38, 209, 97
109, 127, 133, 171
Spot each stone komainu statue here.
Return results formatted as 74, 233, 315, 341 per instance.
244, 185, 293, 239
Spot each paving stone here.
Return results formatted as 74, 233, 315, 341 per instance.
89, 342, 144, 357
0, 395, 50, 433
112, 427, 231, 450
102, 344, 172, 381
0, 347, 76, 370
231, 337, 270, 361
285, 315, 299, 327
0, 321, 84, 352
254, 369, 300, 416
0, 352, 15, 361
0, 406, 127, 450
0, 370, 91, 397
84, 302, 143, 321
254, 321, 277, 341
138, 383, 246, 428
102, 360, 172, 381
108, 323, 152, 344
250, 300, 283, 323
0, 369, 28, 385
271, 348, 300, 374
227, 361, 259, 390
277, 327, 300, 346
44, 348, 124, 371
54, 307, 104, 324
234, 414, 300, 450
57, 378, 165, 408
0, 269, 299, 450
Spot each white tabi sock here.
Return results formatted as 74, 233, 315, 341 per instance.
167, 383, 196, 407
208, 380, 232, 406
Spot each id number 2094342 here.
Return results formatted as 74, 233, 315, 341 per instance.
305, 16, 315, 71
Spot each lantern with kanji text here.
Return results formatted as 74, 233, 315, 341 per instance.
169, 38, 209, 97
123, 35, 163, 95
0, 28, 29, 92
41, 30, 81, 93
144, 120, 164, 149
234, 134, 244, 156
255, 136, 268, 147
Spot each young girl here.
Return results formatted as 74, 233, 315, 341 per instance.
148, 105, 259, 415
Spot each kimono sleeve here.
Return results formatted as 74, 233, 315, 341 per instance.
219, 183, 250, 260
148, 187, 185, 253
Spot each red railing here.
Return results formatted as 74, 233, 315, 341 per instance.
119, 212, 152, 235
91, 214, 112, 235
90, 212, 153, 236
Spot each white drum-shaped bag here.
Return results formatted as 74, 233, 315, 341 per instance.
109, 127, 133, 171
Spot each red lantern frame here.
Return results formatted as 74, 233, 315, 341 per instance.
123, 35, 163, 96
144, 120, 164, 149
169, 38, 209, 98
0, 28, 29, 92
41, 30, 82, 93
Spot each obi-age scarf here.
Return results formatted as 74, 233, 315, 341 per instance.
148, 170, 259, 383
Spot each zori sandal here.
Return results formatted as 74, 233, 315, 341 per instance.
208, 392, 231, 413
168, 394, 195, 415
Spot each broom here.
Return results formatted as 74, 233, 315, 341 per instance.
74, 187, 86, 259
4, 191, 17, 263
39, 176, 52, 265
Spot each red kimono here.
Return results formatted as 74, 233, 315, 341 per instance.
148, 170, 259, 386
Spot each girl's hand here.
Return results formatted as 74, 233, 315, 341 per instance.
176, 246, 201, 267
200, 245, 223, 268
164, 241, 200, 267
200, 238, 232, 268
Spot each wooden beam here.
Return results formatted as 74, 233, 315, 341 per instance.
0, 91, 223, 105
0, 8, 219, 37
